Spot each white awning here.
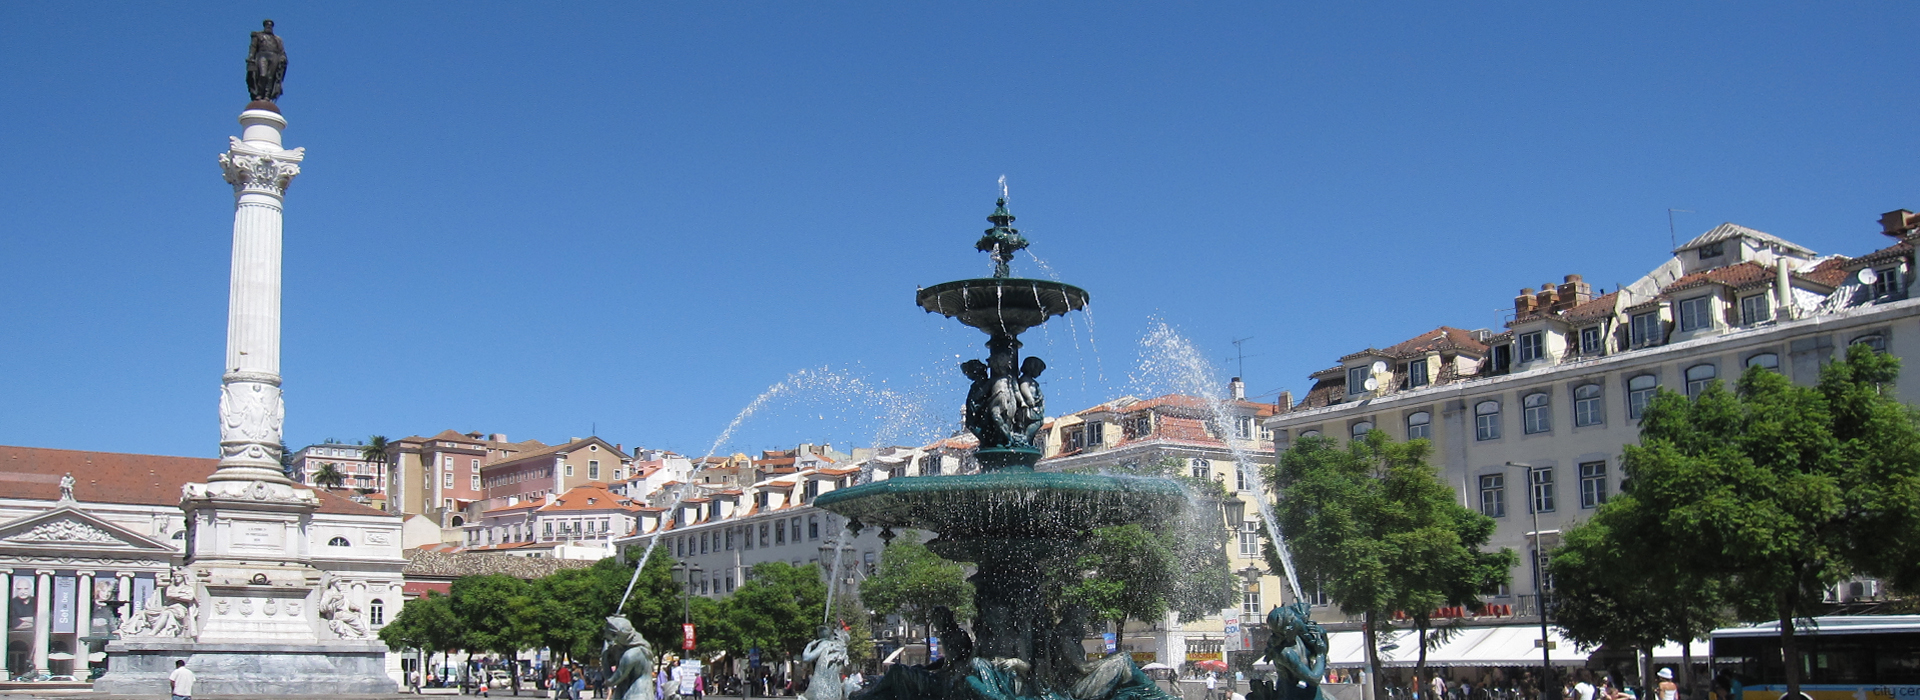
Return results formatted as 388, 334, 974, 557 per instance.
1649, 639, 1709, 662
1326, 625, 1592, 668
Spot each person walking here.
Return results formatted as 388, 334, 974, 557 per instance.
169, 660, 196, 700
1206, 672, 1219, 700
1656, 669, 1678, 700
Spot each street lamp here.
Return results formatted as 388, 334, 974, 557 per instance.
672, 562, 704, 624
1505, 461, 1552, 700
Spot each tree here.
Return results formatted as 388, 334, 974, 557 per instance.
1062, 523, 1177, 633
1608, 348, 1920, 700
451, 574, 536, 667
1061, 457, 1237, 632
722, 562, 828, 661
312, 462, 346, 490
380, 592, 463, 685
859, 531, 974, 638
1272, 431, 1513, 700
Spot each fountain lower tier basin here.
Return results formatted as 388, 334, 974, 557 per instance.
916, 278, 1089, 336
813, 472, 1186, 542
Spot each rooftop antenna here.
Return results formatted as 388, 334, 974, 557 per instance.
1229, 336, 1256, 381
1668, 208, 1694, 251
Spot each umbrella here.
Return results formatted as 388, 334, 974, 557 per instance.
1140, 663, 1173, 671
1194, 660, 1229, 673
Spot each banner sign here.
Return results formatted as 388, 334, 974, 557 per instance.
929, 636, 942, 662
682, 623, 696, 650
1103, 632, 1117, 654
132, 577, 154, 616
52, 576, 75, 634
749, 648, 761, 668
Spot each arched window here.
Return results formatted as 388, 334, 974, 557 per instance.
1685, 364, 1717, 398
449, 515, 465, 527
1298, 430, 1320, 439
1350, 422, 1373, 439
172, 531, 185, 541
1523, 393, 1551, 434
327, 536, 350, 547
1190, 458, 1211, 479
369, 599, 385, 626
1852, 334, 1887, 353
1474, 401, 1502, 441
1406, 412, 1431, 440
1628, 375, 1658, 419
1573, 385, 1603, 427
1746, 353, 1780, 371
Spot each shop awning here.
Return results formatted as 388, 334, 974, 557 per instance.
1325, 625, 1592, 668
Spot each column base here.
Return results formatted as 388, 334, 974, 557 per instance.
95, 640, 396, 695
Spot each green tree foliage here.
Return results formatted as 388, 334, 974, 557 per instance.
1600, 348, 1920, 699
380, 591, 464, 683
312, 462, 346, 489
859, 531, 974, 632
1272, 432, 1513, 700
1061, 457, 1237, 631
722, 561, 828, 661
451, 574, 536, 660
1062, 523, 1177, 632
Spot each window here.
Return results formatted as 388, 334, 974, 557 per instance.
1408, 359, 1430, 387
1573, 385, 1603, 427
1242, 585, 1262, 620
1238, 521, 1260, 557
1529, 467, 1555, 514
1627, 375, 1658, 419
775, 520, 786, 544
589, 461, 600, 480
1406, 411, 1431, 440
470, 475, 480, 491
1630, 312, 1663, 347
726, 574, 735, 593
1853, 334, 1887, 353
1492, 344, 1512, 373
1479, 475, 1506, 518
1873, 268, 1901, 298
1698, 241, 1724, 259
543, 522, 554, 537
809, 516, 820, 540
1067, 428, 1085, 451
759, 523, 769, 547
1190, 458, 1211, 480
1350, 422, 1373, 439
443, 472, 453, 488
369, 599, 385, 626
1685, 364, 1717, 398
1517, 331, 1545, 363
1579, 461, 1609, 509
1474, 401, 1501, 441
1235, 416, 1254, 439
470, 458, 479, 472
1740, 294, 1772, 326
1578, 326, 1603, 355
1678, 296, 1714, 332
1347, 366, 1368, 395
565, 463, 574, 477
1747, 353, 1779, 371
328, 536, 350, 547
1523, 393, 1551, 434
1298, 430, 1320, 439
442, 498, 453, 510
804, 480, 819, 500
1087, 421, 1105, 446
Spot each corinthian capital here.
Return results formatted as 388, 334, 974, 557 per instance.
219, 137, 305, 195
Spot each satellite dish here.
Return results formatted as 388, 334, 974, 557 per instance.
1858, 268, 1880, 286
1363, 377, 1380, 392
1371, 361, 1389, 374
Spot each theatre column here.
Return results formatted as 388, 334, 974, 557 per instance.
31, 570, 50, 676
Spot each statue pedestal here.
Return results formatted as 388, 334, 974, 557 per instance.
93, 640, 395, 695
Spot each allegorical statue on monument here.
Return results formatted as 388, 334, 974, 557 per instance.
122, 567, 199, 639
603, 617, 655, 700
320, 577, 369, 638
1247, 602, 1330, 700
246, 19, 287, 103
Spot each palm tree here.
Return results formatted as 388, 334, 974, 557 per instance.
361, 435, 390, 484
312, 462, 346, 490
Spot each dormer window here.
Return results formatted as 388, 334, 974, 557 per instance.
1408, 359, 1430, 388
1872, 268, 1902, 298
1678, 296, 1715, 332
1699, 242, 1724, 259
1739, 294, 1772, 326
1086, 421, 1105, 446
1630, 312, 1664, 347
1346, 366, 1368, 395
1517, 332, 1545, 363
1578, 326, 1602, 355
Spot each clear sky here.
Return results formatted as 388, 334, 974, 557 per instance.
4, 3, 1917, 460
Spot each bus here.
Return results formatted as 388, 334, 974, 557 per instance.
1711, 615, 1920, 700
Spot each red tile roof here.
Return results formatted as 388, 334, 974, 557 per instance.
0, 445, 389, 517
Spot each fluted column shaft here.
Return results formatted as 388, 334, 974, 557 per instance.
212, 108, 302, 483
32, 570, 50, 675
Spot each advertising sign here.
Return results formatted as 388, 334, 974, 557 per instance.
749, 648, 761, 668
131, 577, 154, 616
1102, 632, 1117, 654
1223, 612, 1242, 652
683, 623, 697, 650
678, 660, 700, 695
928, 636, 942, 662
52, 576, 75, 634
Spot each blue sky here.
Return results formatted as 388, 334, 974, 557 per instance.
4, 3, 1917, 460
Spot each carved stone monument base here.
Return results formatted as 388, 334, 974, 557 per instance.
93, 640, 396, 695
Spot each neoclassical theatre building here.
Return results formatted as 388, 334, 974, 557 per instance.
0, 445, 406, 682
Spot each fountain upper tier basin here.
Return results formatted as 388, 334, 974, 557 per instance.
813, 471, 1186, 542
916, 278, 1089, 337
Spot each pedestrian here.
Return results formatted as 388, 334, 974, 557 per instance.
1573, 671, 1595, 700
1433, 674, 1449, 700
572, 669, 585, 700
411, 670, 422, 695
1656, 669, 1678, 700
169, 660, 196, 700
1207, 672, 1219, 700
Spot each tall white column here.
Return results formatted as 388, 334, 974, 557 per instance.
213, 107, 303, 484
31, 570, 50, 676
0, 570, 11, 678
74, 572, 92, 652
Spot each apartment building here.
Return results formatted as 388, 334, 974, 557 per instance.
290, 441, 385, 498
476, 437, 633, 513
461, 482, 655, 559
1264, 213, 1920, 619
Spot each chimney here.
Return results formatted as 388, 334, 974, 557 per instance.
1275, 391, 1293, 413
490, 433, 507, 443
1536, 284, 1558, 310
1229, 377, 1246, 401
1515, 288, 1538, 316
1556, 274, 1593, 309
1881, 209, 1918, 238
